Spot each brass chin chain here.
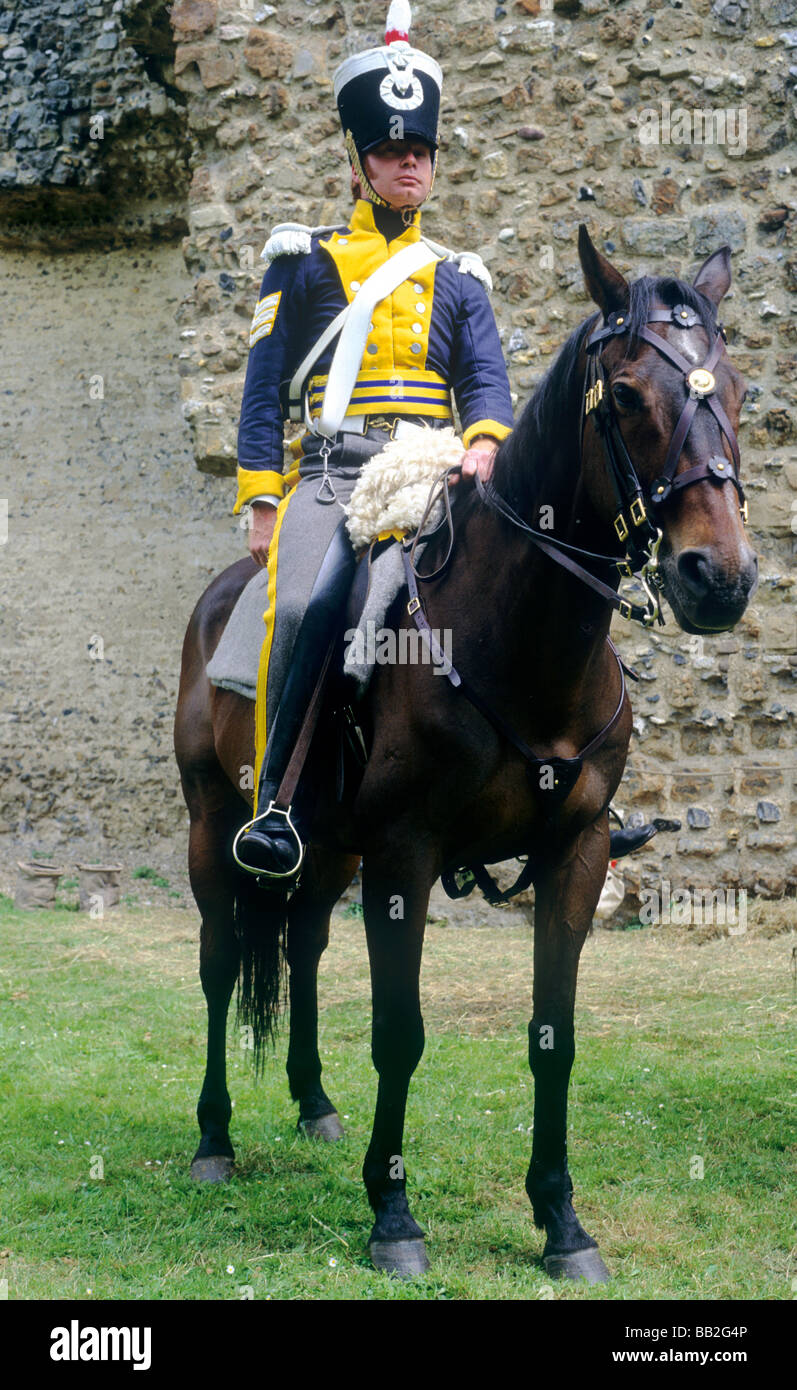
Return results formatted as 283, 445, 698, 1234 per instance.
344, 129, 437, 217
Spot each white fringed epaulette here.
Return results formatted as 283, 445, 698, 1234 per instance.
260, 222, 342, 263
421, 236, 493, 293
451, 251, 493, 294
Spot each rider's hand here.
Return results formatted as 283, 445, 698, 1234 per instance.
449, 435, 499, 487
248, 501, 277, 567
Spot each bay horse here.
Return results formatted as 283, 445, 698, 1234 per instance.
173, 228, 757, 1282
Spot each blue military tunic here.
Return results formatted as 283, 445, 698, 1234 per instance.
234, 197, 514, 513
237, 197, 515, 812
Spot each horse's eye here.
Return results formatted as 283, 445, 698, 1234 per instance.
612, 382, 640, 411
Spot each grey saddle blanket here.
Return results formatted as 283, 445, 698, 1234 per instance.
205, 541, 411, 701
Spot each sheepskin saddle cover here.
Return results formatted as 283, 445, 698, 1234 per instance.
206, 428, 463, 700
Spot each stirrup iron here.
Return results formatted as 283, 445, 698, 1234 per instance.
231, 801, 306, 880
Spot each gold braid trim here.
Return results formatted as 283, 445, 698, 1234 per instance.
345, 131, 390, 208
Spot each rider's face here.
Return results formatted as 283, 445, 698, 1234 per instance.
362, 140, 434, 209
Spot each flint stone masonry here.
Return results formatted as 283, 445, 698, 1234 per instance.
0, 0, 191, 246
0, 0, 794, 896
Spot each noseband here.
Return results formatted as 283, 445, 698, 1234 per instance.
582, 301, 748, 579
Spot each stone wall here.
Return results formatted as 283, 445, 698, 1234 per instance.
0, 0, 191, 245
1, 0, 794, 894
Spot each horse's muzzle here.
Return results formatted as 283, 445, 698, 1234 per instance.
663, 543, 758, 633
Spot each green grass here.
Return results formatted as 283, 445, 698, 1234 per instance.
0, 898, 794, 1300
132, 866, 172, 891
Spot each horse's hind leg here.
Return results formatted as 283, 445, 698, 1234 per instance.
525, 820, 611, 1283
286, 848, 360, 1140
188, 801, 240, 1183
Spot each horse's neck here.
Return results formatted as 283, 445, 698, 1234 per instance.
463, 403, 617, 702
468, 504, 613, 693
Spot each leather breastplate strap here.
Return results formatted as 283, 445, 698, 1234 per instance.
401, 544, 627, 810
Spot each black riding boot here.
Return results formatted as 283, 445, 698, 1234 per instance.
233, 519, 356, 883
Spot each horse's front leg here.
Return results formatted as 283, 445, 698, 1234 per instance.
361, 839, 434, 1277
286, 847, 361, 1140
526, 817, 611, 1284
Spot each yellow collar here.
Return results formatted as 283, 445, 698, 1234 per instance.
349, 199, 421, 245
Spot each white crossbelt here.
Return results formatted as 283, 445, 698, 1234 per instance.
287, 239, 442, 438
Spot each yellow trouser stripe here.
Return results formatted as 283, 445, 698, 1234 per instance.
252, 481, 297, 814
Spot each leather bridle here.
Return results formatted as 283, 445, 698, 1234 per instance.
582, 300, 747, 588
467, 299, 748, 629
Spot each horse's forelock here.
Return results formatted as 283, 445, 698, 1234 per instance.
618, 275, 719, 361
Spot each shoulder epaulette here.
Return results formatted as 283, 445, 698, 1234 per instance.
260, 222, 342, 263
421, 237, 493, 294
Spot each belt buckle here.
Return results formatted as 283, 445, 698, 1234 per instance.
366, 414, 397, 439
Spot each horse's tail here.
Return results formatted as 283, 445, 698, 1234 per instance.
233, 872, 289, 1075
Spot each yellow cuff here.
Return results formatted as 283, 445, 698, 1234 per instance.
233, 467, 286, 514
462, 419, 513, 450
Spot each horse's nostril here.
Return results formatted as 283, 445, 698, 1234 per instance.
676, 548, 713, 599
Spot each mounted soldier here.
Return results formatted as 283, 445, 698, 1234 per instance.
232, 1, 514, 881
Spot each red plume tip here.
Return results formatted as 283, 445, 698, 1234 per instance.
385, 1, 411, 45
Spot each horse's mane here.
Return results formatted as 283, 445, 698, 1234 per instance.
492, 273, 719, 514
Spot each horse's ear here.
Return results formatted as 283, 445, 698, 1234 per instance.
577, 224, 629, 317
692, 245, 732, 306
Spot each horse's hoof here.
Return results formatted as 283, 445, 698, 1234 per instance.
369, 1238, 430, 1278
190, 1155, 234, 1183
543, 1246, 610, 1284
298, 1112, 345, 1142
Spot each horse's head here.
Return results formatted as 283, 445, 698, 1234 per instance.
577, 226, 758, 634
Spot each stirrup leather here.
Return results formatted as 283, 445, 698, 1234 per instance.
231, 801, 306, 880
